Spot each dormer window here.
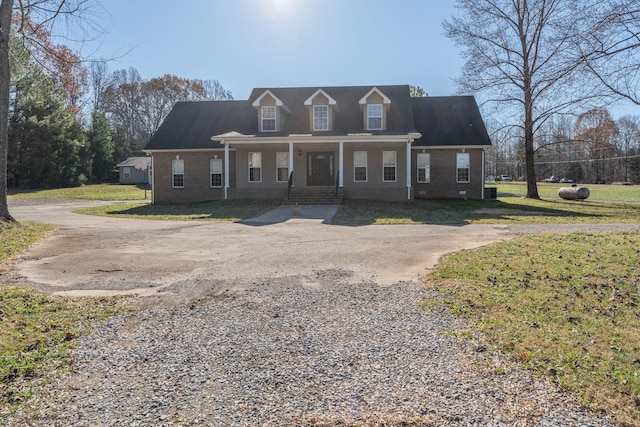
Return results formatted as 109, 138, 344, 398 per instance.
261, 106, 276, 132
313, 105, 329, 131
367, 104, 383, 130
252, 90, 289, 132
359, 87, 391, 131
305, 89, 338, 132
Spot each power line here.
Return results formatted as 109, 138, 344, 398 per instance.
533, 154, 640, 165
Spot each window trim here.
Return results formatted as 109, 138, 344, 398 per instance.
417, 152, 430, 184
276, 152, 289, 183
248, 152, 262, 183
353, 150, 368, 182
456, 152, 470, 183
313, 104, 329, 131
261, 106, 277, 132
123, 166, 131, 180
172, 159, 184, 188
367, 104, 383, 130
382, 150, 397, 182
210, 158, 223, 188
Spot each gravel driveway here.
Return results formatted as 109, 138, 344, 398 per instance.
5, 200, 636, 426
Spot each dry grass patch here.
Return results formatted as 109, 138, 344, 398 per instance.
423, 232, 640, 425
0, 221, 127, 417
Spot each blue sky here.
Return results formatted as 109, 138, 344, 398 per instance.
77, 0, 639, 118
85, 0, 463, 100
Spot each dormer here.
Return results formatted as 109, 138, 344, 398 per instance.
304, 89, 339, 132
359, 87, 391, 131
252, 90, 290, 132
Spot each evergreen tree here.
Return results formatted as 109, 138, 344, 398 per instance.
9, 63, 89, 188
88, 110, 114, 182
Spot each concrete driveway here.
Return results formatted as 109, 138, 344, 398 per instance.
6, 200, 515, 302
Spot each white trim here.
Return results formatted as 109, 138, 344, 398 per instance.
406, 142, 411, 199
353, 150, 368, 182
252, 89, 285, 108
456, 152, 471, 183
416, 152, 430, 183
210, 158, 223, 188
212, 134, 421, 144
276, 151, 289, 182
261, 106, 277, 132
146, 148, 233, 153
367, 104, 383, 130
224, 143, 229, 199
172, 159, 185, 188
313, 104, 329, 131
339, 142, 344, 187
151, 155, 155, 204
248, 151, 262, 183
304, 88, 338, 108
382, 150, 397, 182
358, 87, 392, 106
411, 145, 485, 150
289, 142, 294, 187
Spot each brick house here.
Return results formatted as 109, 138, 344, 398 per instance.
144, 85, 491, 204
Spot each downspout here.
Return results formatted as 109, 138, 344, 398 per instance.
224, 141, 229, 200
150, 155, 155, 204
339, 141, 344, 188
289, 141, 294, 187
406, 139, 412, 200
481, 149, 486, 200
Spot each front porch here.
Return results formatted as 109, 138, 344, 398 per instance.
219, 137, 416, 202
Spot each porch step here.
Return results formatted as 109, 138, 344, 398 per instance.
283, 187, 344, 205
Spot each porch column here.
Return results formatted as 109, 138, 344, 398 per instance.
224, 141, 229, 200
289, 142, 294, 187
406, 140, 412, 200
339, 141, 344, 187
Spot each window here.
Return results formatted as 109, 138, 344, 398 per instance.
172, 159, 184, 188
248, 152, 262, 182
457, 152, 470, 183
276, 152, 289, 182
367, 104, 383, 130
123, 167, 131, 180
210, 159, 223, 188
354, 151, 367, 182
313, 105, 329, 131
383, 151, 396, 182
261, 106, 276, 132
417, 153, 430, 183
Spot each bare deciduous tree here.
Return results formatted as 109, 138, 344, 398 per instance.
579, 1, 640, 105
444, 0, 616, 199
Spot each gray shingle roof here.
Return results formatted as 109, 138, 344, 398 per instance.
411, 96, 491, 147
144, 86, 490, 150
145, 101, 255, 150
247, 85, 417, 136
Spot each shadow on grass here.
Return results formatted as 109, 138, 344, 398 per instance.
94, 199, 282, 221
332, 198, 601, 226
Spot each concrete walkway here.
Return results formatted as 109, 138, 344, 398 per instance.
241, 204, 340, 225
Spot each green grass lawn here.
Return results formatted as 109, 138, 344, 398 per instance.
75, 199, 281, 221
0, 222, 125, 417
494, 181, 640, 200
8, 184, 149, 201
333, 196, 640, 225
422, 232, 640, 425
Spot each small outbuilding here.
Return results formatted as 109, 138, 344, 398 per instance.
116, 157, 151, 184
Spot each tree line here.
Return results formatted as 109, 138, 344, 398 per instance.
6, 14, 232, 189
486, 110, 640, 184
446, 0, 640, 196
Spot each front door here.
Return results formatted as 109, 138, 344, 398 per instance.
307, 152, 334, 186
